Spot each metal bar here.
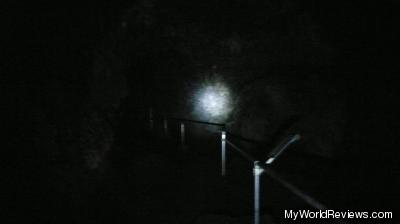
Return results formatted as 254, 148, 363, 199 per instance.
263, 168, 327, 210
221, 131, 226, 176
149, 112, 327, 214
163, 118, 168, 136
226, 137, 327, 217
180, 123, 185, 147
253, 161, 264, 224
149, 108, 153, 130
266, 134, 301, 164
225, 131, 265, 144
170, 117, 225, 127
226, 140, 256, 162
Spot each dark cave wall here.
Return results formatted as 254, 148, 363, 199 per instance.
115, 0, 347, 158
12, 0, 390, 174
6, 1, 131, 200
6, 3, 134, 221
6, 1, 396, 220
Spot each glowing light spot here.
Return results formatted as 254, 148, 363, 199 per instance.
194, 82, 232, 121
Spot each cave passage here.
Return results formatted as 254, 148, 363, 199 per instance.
6, 1, 396, 224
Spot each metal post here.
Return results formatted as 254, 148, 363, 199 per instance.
163, 118, 168, 136
149, 108, 153, 130
180, 123, 185, 147
221, 131, 226, 176
253, 161, 264, 224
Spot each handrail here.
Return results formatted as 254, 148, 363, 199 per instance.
226, 139, 256, 162
148, 110, 331, 224
168, 117, 226, 127
152, 112, 266, 144
266, 134, 301, 164
226, 131, 266, 144
226, 139, 327, 210
263, 168, 328, 210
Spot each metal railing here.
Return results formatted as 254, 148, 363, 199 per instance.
147, 108, 328, 224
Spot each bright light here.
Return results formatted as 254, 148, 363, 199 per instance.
194, 82, 232, 121
200, 86, 226, 116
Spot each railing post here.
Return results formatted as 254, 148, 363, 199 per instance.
221, 131, 226, 176
180, 122, 185, 147
253, 161, 264, 224
149, 108, 153, 130
163, 118, 168, 136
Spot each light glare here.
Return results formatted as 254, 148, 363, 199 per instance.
195, 83, 232, 121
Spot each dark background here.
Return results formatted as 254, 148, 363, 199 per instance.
4, 1, 397, 223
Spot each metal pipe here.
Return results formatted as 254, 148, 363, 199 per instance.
163, 118, 168, 136
264, 168, 327, 210
221, 131, 226, 176
253, 161, 264, 224
169, 117, 225, 127
226, 140, 256, 162
180, 123, 185, 147
149, 108, 153, 130
266, 134, 301, 165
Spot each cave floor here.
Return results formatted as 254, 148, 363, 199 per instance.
19, 126, 394, 224
85, 130, 276, 224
